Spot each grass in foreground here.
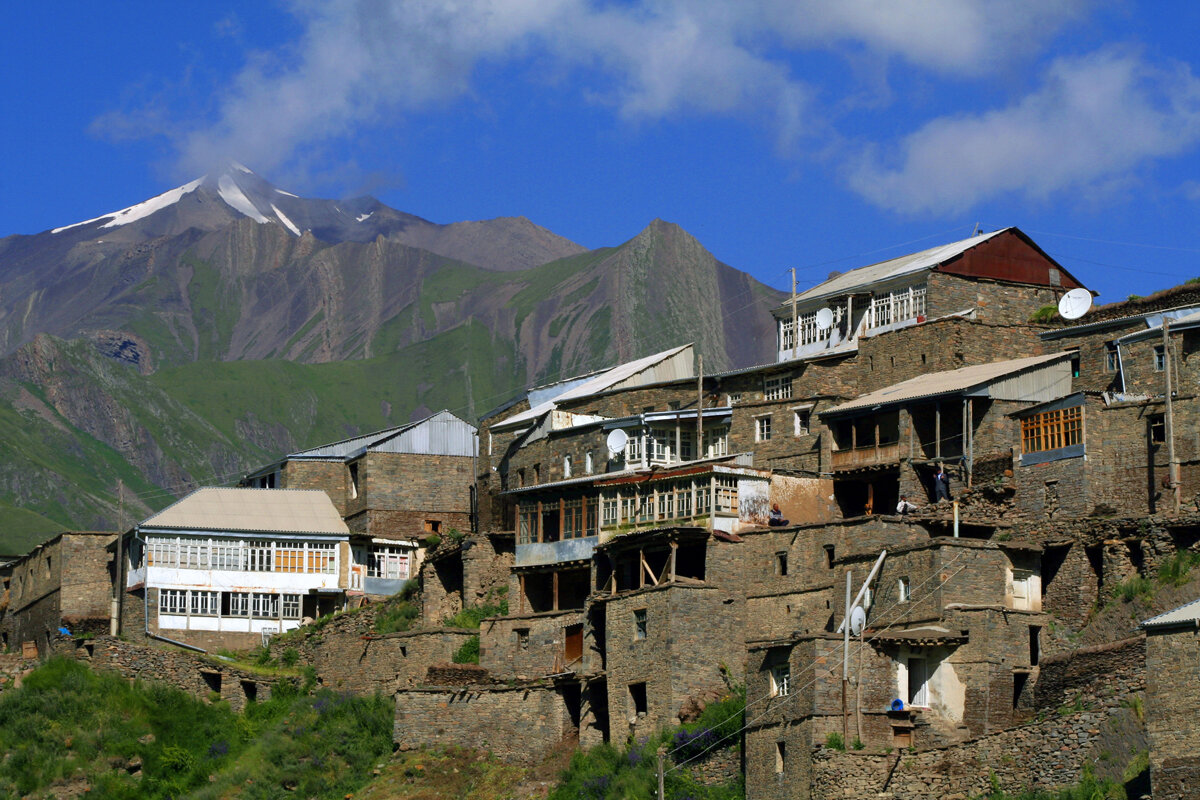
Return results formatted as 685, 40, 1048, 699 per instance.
0, 657, 391, 799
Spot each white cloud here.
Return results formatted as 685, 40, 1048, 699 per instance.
148, 0, 1093, 178
848, 48, 1200, 215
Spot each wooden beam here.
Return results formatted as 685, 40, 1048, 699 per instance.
519, 574, 526, 614
553, 570, 559, 612
669, 541, 678, 583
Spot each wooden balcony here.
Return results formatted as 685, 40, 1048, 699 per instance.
831, 442, 901, 471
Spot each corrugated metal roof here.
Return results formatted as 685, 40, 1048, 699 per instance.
821, 352, 1073, 415
492, 344, 694, 431
140, 488, 349, 535
1116, 309, 1200, 344
1141, 597, 1200, 629
781, 229, 1008, 307
288, 410, 476, 460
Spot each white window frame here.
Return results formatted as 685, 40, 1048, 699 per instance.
898, 577, 911, 603
281, 593, 301, 619
563, 455, 572, 478
792, 406, 812, 436
367, 545, 411, 580
764, 376, 792, 401
755, 415, 772, 442
770, 663, 791, 697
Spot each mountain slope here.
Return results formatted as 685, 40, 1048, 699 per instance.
0, 167, 787, 548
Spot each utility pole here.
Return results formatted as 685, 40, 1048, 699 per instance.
657, 745, 666, 798
1163, 315, 1181, 513
842, 570, 851, 746
697, 354, 704, 458
791, 267, 798, 359
110, 479, 124, 636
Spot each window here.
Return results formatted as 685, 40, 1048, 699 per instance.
424, 519, 441, 534
159, 589, 186, 615
775, 741, 786, 774
189, 591, 218, 616
727, 393, 742, 405
516, 629, 529, 650
281, 594, 301, 619
602, 497, 618, 527
756, 415, 772, 442
1021, 406, 1083, 454
634, 609, 647, 640
715, 477, 738, 513
563, 455, 572, 478
225, 592, 250, 617
775, 552, 788, 577
703, 427, 728, 458
770, 663, 791, 697
1149, 414, 1166, 444
793, 408, 810, 436
625, 433, 643, 463
898, 577, 911, 602
1105, 342, 1119, 372
678, 431, 695, 462
585, 451, 593, 474
367, 545, 411, 580
629, 682, 648, 716
764, 376, 792, 401
252, 593, 280, 619
649, 428, 672, 463
275, 542, 305, 573
348, 462, 360, 499
1155, 345, 1166, 372
823, 544, 835, 568
656, 491, 674, 521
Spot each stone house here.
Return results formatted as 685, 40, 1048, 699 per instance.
0, 531, 115, 656
771, 226, 1085, 364
1141, 597, 1200, 799
117, 487, 350, 651
817, 352, 1076, 516
742, 527, 1049, 800
243, 410, 478, 598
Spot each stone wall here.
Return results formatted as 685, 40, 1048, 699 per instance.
810, 698, 1146, 799
266, 604, 476, 693
2, 532, 115, 656
925, 270, 1063, 326
481, 609, 584, 679
345, 451, 475, 525
1145, 626, 1200, 799
394, 681, 574, 764
282, 460, 350, 514
62, 635, 279, 713
603, 583, 745, 742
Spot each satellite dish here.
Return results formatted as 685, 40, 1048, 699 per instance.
606, 429, 629, 456
815, 307, 835, 331
849, 606, 867, 636
1058, 288, 1093, 320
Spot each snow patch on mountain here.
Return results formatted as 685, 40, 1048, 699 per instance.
217, 176, 269, 223
52, 178, 205, 234
275, 188, 299, 197
272, 205, 301, 236
357, 212, 373, 222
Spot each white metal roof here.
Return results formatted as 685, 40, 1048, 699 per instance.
822, 352, 1073, 415
786, 229, 1008, 306
492, 344, 694, 432
140, 488, 349, 535
1115, 309, 1200, 344
288, 410, 476, 459
1142, 597, 1200, 630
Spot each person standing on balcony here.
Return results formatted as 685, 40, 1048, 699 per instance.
934, 467, 951, 503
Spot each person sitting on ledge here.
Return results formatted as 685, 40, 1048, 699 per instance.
768, 503, 789, 527
896, 495, 919, 516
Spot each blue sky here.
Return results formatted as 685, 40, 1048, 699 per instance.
4, 1, 1200, 306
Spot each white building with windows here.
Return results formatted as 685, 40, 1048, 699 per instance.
123, 487, 350, 649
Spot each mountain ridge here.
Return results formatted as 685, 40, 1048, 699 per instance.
0, 166, 787, 548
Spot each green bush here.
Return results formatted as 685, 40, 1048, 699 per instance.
1111, 574, 1154, 603
825, 732, 845, 751
279, 647, 300, 667
443, 588, 509, 629
1029, 305, 1058, 323
452, 635, 480, 664
1158, 550, 1200, 587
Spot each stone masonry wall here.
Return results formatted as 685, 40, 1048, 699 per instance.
282, 461, 350, 514
1145, 627, 1200, 799
394, 682, 573, 764
345, 452, 474, 522
63, 635, 279, 713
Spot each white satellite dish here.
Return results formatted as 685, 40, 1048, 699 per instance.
606, 429, 629, 457
815, 307, 835, 331
1058, 288, 1093, 321
849, 606, 867, 636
